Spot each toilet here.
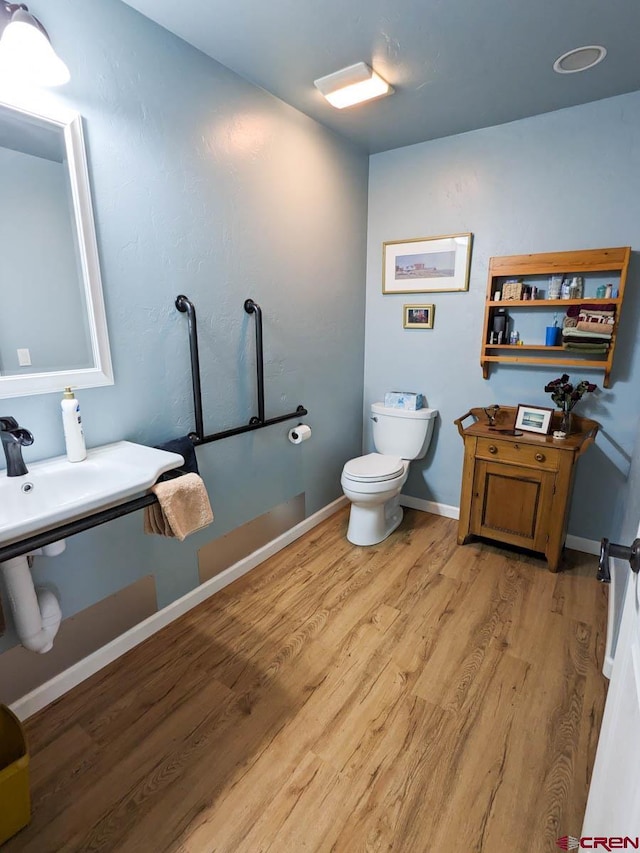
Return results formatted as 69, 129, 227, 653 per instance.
341, 402, 438, 546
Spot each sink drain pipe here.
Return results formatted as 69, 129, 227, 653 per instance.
0, 554, 62, 653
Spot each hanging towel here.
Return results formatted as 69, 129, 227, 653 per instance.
155, 435, 199, 479
144, 473, 213, 541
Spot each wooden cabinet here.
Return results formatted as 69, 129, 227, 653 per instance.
455, 407, 599, 571
480, 246, 631, 387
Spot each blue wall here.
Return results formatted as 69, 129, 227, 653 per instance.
365, 92, 640, 541
0, 0, 368, 653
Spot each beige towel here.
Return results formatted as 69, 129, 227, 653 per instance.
144, 473, 213, 541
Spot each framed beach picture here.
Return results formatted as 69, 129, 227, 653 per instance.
383, 233, 473, 294
515, 404, 554, 435
403, 304, 434, 329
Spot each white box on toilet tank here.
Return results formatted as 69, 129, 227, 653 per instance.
383, 391, 424, 410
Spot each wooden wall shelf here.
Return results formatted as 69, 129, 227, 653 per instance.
480, 246, 631, 387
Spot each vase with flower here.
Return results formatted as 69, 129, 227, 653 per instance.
544, 374, 597, 436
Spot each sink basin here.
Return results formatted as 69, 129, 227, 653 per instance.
0, 441, 184, 546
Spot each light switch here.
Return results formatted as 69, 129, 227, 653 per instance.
17, 348, 31, 367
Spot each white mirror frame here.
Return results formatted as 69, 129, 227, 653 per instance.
0, 99, 113, 398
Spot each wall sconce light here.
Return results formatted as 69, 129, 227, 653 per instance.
314, 62, 393, 109
0, 2, 70, 86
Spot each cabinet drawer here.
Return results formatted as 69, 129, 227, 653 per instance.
476, 438, 560, 471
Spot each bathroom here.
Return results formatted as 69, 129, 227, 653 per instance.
0, 0, 640, 848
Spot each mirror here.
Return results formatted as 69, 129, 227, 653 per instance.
0, 98, 113, 398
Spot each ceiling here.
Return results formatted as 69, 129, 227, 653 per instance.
122, 0, 640, 154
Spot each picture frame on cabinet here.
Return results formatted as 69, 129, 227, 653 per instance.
383, 233, 473, 294
515, 404, 554, 435
403, 304, 435, 329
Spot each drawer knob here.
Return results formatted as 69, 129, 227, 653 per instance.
535, 452, 545, 462
488, 445, 497, 454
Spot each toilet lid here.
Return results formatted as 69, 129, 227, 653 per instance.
343, 453, 404, 482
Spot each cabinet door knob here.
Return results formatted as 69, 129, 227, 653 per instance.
535, 452, 545, 462
488, 445, 497, 454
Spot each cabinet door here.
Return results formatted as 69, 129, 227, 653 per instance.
470, 460, 555, 552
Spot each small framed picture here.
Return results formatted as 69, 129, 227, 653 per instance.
403, 304, 435, 329
515, 404, 554, 435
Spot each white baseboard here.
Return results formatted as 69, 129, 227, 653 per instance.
11, 496, 347, 721
565, 534, 600, 556
400, 494, 600, 556
400, 494, 460, 520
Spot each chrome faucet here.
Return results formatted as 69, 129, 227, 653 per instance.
0, 417, 34, 477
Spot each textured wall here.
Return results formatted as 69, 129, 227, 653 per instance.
365, 92, 640, 541
0, 0, 368, 654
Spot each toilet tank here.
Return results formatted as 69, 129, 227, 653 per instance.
371, 402, 438, 459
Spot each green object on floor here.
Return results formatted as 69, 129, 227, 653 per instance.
0, 704, 30, 844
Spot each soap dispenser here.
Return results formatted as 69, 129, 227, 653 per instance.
61, 387, 86, 462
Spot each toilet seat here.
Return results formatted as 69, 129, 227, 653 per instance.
342, 453, 405, 483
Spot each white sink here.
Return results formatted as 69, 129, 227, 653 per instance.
0, 441, 184, 546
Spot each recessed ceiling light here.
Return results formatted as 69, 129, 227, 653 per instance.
553, 45, 607, 74
314, 62, 394, 109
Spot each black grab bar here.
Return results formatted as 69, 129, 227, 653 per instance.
175, 295, 307, 445
244, 299, 265, 425
175, 295, 204, 437
0, 493, 160, 562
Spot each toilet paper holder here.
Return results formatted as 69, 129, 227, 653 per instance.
289, 424, 312, 444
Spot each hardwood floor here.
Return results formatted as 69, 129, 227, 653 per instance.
4, 508, 608, 852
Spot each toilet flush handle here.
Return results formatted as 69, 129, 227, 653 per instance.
371, 416, 378, 422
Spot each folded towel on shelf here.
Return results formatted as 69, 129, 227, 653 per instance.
563, 337, 611, 347
562, 343, 609, 354
578, 309, 614, 323
144, 473, 213, 541
576, 308, 614, 334
155, 435, 199, 480
562, 326, 612, 340
566, 303, 616, 316
576, 321, 613, 334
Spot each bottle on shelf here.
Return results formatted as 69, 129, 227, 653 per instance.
548, 275, 563, 300
569, 277, 583, 299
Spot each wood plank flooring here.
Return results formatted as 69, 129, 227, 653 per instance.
4, 508, 608, 852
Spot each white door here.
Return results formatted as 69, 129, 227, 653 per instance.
582, 527, 640, 835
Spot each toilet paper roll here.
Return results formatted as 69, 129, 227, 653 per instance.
288, 424, 311, 444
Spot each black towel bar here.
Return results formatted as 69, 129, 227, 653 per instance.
175, 295, 307, 445
0, 493, 159, 562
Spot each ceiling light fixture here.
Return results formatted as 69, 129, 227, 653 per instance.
314, 62, 393, 109
553, 45, 607, 74
0, 2, 70, 86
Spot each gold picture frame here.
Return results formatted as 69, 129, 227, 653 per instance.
383, 233, 473, 294
403, 304, 434, 329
